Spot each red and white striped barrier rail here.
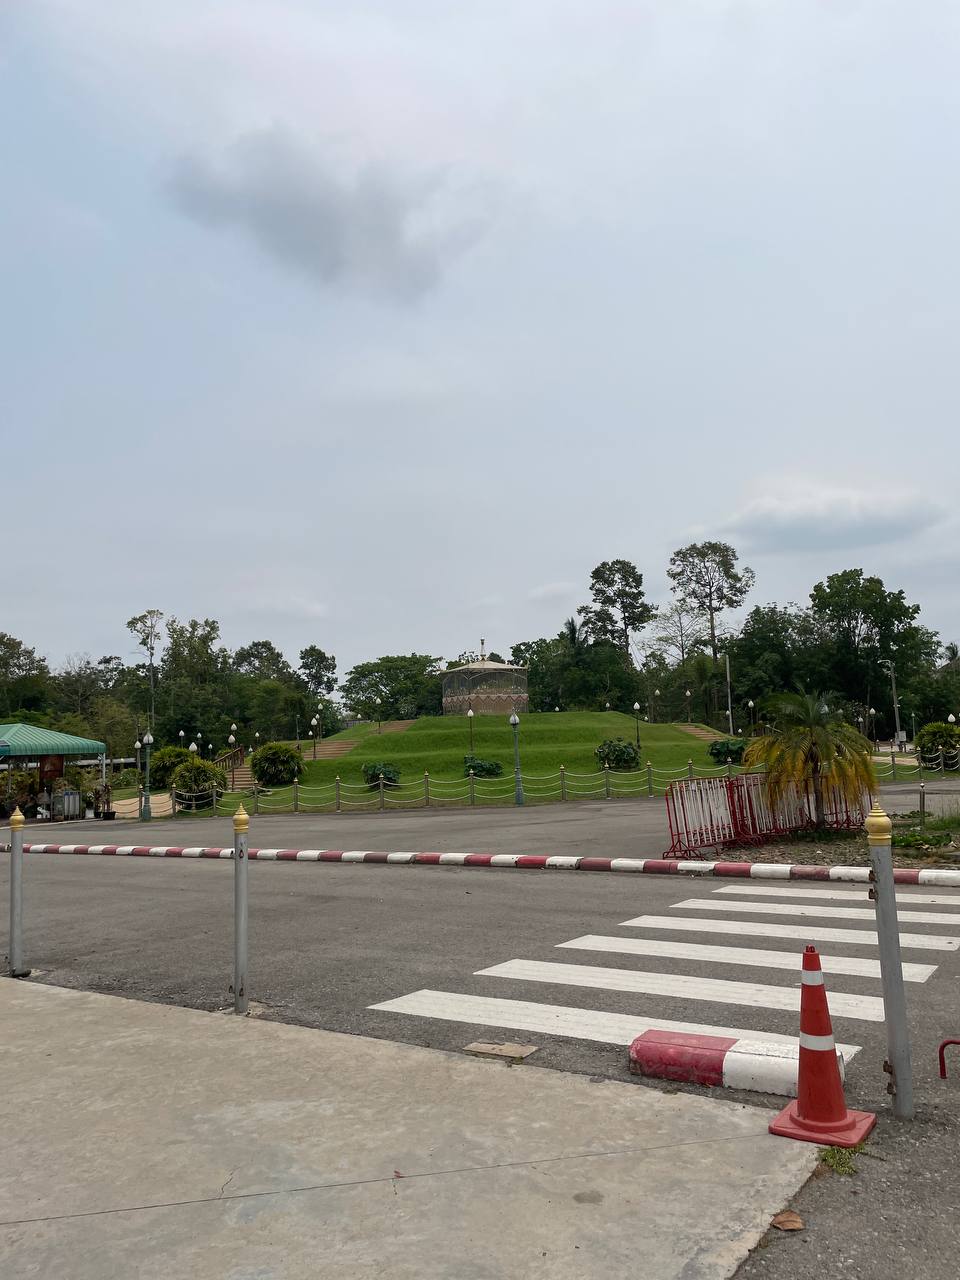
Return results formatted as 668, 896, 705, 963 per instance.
628, 1028, 851, 1096
6, 843, 960, 884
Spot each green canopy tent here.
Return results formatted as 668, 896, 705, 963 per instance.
0, 723, 107, 820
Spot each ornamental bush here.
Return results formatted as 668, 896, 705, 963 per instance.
250, 742, 304, 786
708, 738, 746, 765
916, 721, 960, 759
170, 758, 227, 795
362, 761, 401, 789
149, 746, 192, 790
594, 737, 641, 770
463, 755, 503, 778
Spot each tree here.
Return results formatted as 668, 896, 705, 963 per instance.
299, 645, 337, 696
339, 655, 442, 720
0, 633, 49, 716
250, 742, 304, 786
126, 610, 164, 729
577, 560, 653, 655
233, 640, 294, 683
54, 654, 102, 715
744, 691, 874, 829
651, 602, 706, 666
667, 542, 755, 663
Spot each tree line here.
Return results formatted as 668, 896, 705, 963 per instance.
1, 541, 958, 753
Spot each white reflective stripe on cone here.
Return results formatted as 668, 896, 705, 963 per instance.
800, 971, 825, 985
800, 1032, 836, 1051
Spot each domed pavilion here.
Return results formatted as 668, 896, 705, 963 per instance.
441, 640, 528, 716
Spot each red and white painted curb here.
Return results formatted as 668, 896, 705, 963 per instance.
628, 1028, 848, 1097
7, 843, 960, 884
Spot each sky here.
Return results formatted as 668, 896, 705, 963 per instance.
4, 1, 960, 677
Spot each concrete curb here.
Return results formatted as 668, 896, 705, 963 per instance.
9, 843, 960, 885
628, 1029, 843, 1097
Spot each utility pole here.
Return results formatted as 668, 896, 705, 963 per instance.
724, 652, 734, 736
882, 660, 902, 745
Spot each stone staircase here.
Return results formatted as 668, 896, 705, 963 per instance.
675, 723, 725, 742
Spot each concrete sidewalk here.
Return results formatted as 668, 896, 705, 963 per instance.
0, 980, 816, 1280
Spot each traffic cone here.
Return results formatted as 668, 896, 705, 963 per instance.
769, 945, 876, 1148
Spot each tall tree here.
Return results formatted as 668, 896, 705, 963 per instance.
233, 640, 294, 683
667, 542, 755, 662
126, 610, 164, 730
298, 645, 337, 696
340, 654, 442, 720
577, 560, 654, 656
651, 602, 706, 666
0, 633, 49, 716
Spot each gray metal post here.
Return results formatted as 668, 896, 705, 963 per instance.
604, 764, 611, 799
559, 765, 566, 801
687, 759, 694, 780
726, 756, 733, 780
335, 775, 341, 812
511, 715, 524, 806
469, 769, 475, 806
646, 761, 653, 797
233, 804, 249, 1014
424, 772, 430, 808
940, 748, 945, 776
866, 805, 914, 1119
8, 807, 29, 977
292, 778, 299, 813
252, 783, 259, 815
379, 773, 385, 811
919, 782, 926, 828
890, 748, 897, 780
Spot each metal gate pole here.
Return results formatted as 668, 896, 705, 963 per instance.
866, 804, 914, 1119
646, 761, 653, 797
8, 807, 29, 977
233, 803, 249, 1015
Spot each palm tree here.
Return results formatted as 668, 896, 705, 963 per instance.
560, 616, 588, 657
744, 690, 874, 829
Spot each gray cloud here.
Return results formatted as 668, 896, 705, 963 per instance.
171, 129, 482, 301
725, 487, 945, 554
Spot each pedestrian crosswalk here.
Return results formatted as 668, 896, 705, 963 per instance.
369, 877, 960, 1079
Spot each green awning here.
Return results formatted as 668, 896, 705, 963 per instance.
0, 723, 107, 758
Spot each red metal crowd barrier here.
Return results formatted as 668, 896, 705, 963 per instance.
664, 773, 864, 858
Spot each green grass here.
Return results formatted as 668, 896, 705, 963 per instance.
296, 712, 716, 787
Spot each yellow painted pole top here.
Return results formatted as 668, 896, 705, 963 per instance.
865, 803, 892, 844
233, 802, 249, 834
9, 806, 24, 831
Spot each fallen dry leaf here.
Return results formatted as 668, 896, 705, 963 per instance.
771, 1211, 804, 1232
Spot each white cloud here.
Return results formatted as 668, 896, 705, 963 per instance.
528, 581, 577, 602
725, 485, 946, 554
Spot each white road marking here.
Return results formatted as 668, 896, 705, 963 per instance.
713, 885, 960, 906
476, 959, 886, 1021
369, 989, 861, 1060
620, 913, 960, 951
673, 898, 960, 926
557, 935, 936, 983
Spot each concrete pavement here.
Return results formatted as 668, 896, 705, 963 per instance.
0, 979, 817, 1280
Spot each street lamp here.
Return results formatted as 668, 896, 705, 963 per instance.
227, 733, 236, 788
140, 731, 154, 822
375, 696, 382, 734
747, 699, 755, 730
134, 739, 142, 772
254, 731, 260, 752
207, 743, 213, 758
316, 706, 323, 748
178, 729, 185, 749
467, 707, 475, 755
605, 701, 611, 711
189, 741, 198, 754
633, 701, 641, 749
881, 659, 902, 745
949, 714, 956, 725
510, 712, 524, 806
311, 715, 319, 758
685, 689, 692, 723
869, 707, 876, 744
653, 688, 660, 723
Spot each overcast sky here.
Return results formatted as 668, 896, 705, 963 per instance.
4, 1, 959, 676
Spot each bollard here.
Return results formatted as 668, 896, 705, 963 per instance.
646, 760, 653, 797
920, 782, 926, 828
726, 756, 733, 780
604, 764, 611, 799
379, 773, 385, 811
138, 786, 143, 820
469, 768, 475, 806
687, 759, 694, 780
940, 748, 946, 776
252, 783, 259, 815
424, 771, 430, 808
293, 778, 299, 813
233, 803, 249, 1015
335, 775, 341, 813
866, 805, 914, 1119
560, 765, 566, 801
891, 748, 897, 781
8, 807, 30, 977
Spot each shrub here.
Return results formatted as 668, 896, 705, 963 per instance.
463, 755, 503, 778
150, 746, 192, 790
112, 767, 140, 789
362, 761, 401, 789
916, 722, 960, 759
595, 737, 641, 770
170, 759, 227, 796
250, 742, 304, 786
708, 738, 746, 765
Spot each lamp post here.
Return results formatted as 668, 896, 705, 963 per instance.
375, 696, 382, 734
207, 743, 213, 759
316, 705, 324, 748
254, 731, 260, 753
510, 712, 524, 806
189, 741, 198, 755
228, 733, 236, 789
881, 660, 902, 745
633, 701, 641, 749
685, 689, 692, 723
178, 729, 185, 750
748, 699, 755, 731
467, 707, 475, 755
605, 701, 611, 711
869, 706, 877, 745
134, 739, 142, 773
140, 731, 154, 822
654, 688, 660, 723
311, 715, 319, 758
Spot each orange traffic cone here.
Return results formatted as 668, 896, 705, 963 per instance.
769, 945, 876, 1148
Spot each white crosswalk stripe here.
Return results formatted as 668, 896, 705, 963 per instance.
370, 881, 960, 1073
712, 885, 960, 907
557, 934, 937, 982
620, 913, 960, 951
476, 959, 887, 1021
673, 898, 960, 925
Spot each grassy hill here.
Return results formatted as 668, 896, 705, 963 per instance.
297, 712, 717, 787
